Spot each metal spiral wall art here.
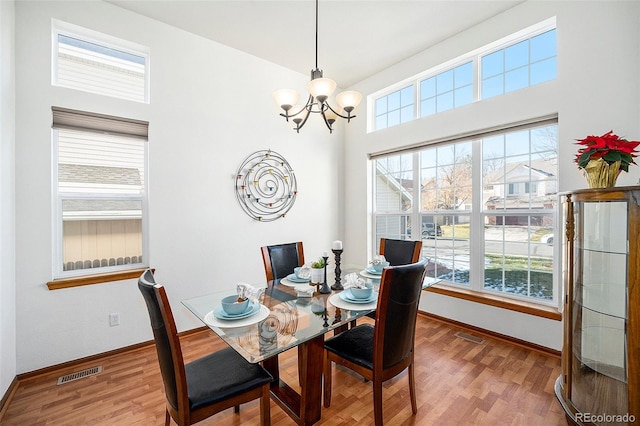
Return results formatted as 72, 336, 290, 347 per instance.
234, 149, 298, 221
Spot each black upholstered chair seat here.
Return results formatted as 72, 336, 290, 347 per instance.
323, 324, 374, 370
186, 347, 273, 410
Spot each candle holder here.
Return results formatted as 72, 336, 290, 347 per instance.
331, 249, 344, 290
319, 255, 332, 294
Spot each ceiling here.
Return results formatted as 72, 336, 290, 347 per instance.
107, 0, 523, 88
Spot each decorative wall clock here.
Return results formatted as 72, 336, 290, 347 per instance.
234, 149, 297, 221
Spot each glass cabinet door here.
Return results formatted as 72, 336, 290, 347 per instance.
571, 200, 628, 417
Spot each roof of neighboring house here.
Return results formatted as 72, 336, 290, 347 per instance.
59, 163, 143, 219
59, 163, 141, 186
375, 162, 413, 204
483, 157, 557, 185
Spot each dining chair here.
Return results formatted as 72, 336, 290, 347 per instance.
379, 238, 422, 266
138, 269, 273, 426
356, 237, 423, 325
323, 259, 428, 426
260, 241, 305, 281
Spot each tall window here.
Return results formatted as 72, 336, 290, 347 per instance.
53, 21, 149, 103
373, 121, 558, 304
481, 29, 557, 99
374, 154, 414, 246
52, 107, 149, 278
419, 141, 473, 285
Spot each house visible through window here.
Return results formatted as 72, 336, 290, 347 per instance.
52, 107, 148, 278
373, 121, 558, 304
53, 21, 149, 103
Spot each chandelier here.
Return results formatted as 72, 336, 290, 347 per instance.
273, 0, 362, 133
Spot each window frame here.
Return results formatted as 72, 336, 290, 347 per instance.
368, 17, 556, 133
52, 19, 150, 103
51, 109, 149, 281
371, 118, 558, 307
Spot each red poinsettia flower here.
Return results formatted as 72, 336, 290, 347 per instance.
575, 130, 640, 173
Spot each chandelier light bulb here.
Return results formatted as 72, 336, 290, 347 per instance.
308, 77, 337, 103
336, 90, 363, 113
273, 89, 300, 112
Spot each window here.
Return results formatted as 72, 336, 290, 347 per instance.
374, 86, 414, 130
370, 19, 556, 132
481, 29, 557, 99
374, 154, 414, 243
53, 21, 149, 103
372, 121, 558, 304
52, 107, 149, 278
420, 62, 473, 117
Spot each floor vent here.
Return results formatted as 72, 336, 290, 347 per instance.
57, 366, 102, 385
455, 331, 484, 344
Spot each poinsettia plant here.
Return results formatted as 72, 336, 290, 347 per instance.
575, 130, 640, 172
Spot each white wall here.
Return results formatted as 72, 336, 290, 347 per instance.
342, 1, 640, 351
0, 0, 17, 398
14, 1, 343, 373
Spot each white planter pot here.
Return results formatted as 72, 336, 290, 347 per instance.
310, 268, 324, 284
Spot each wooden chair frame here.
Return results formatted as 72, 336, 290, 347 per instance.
324, 260, 427, 425
140, 272, 271, 426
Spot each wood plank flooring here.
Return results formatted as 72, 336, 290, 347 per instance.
1, 315, 566, 425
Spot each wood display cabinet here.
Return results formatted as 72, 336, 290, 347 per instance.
555, 187, 639, 425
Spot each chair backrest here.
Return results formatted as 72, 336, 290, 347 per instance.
138, 269, 186, 414
374, 259, 428, 371
260, 242, 305, 281
379, 238, 422, 266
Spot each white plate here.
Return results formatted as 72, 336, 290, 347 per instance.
359, 269, 382, 280
213, 300, 260, 320
329, 293, 377, 311
286, 273, 310, 283
365, 266, 382, 275
204, 305, 270, 328
280, 277, 314, 287
339, 289, 378, 304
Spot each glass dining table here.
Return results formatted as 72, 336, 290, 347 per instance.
181, 267, 439, 425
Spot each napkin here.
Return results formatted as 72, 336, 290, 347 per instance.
344, 272, 367, 289
237, 282, 264, 302
370, 254, 386, 265
297, 264, 312, 279
295, 287, 314, 298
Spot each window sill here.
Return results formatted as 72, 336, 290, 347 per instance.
47, 268, 150, 290
425, 284, 561, 321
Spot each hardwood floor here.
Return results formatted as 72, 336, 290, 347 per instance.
2, 315, 566, 425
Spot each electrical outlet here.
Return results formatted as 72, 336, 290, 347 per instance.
109, 313, 120, 327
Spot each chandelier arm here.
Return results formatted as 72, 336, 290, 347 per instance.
320, 110, 334, 133
294, 105, 313, 133
282, 95, 314, 120
324, 102, 357, 121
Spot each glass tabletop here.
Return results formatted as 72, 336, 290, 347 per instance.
181, 268, 379, 363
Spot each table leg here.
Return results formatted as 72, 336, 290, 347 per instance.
264, 335, 324, 425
